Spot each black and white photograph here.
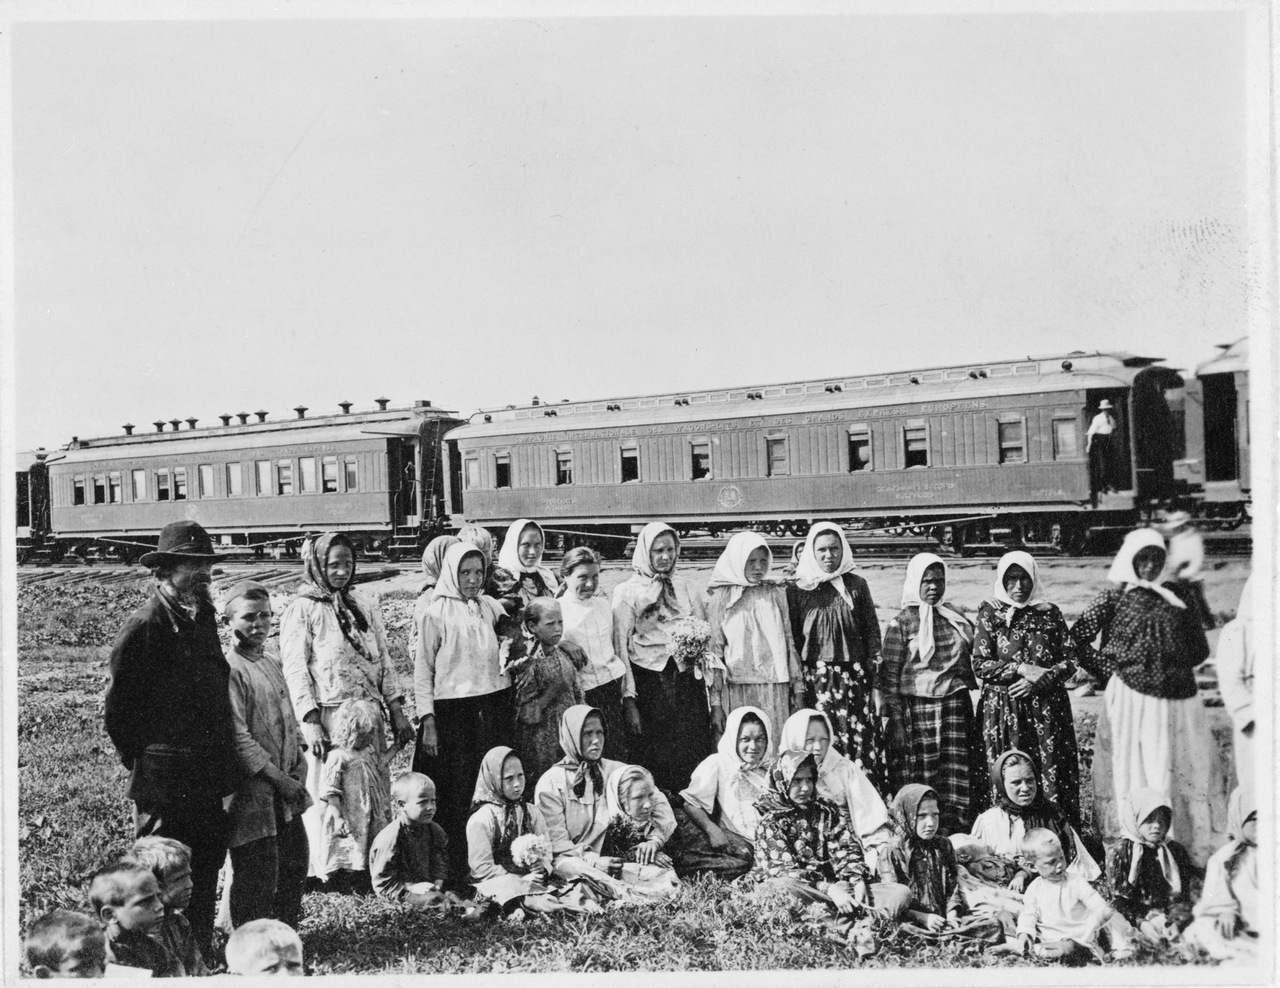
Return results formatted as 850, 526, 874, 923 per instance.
3, 0, 1274, 981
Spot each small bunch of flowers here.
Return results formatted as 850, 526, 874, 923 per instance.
601, 814, 649, 861
510, 833, 552, 874
667, 616, 713, 679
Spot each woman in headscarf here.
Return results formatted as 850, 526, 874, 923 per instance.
281, 532, 413, 877
778, 708, 893, 871
596, 765, 680, 901
971, 551, 1081, 824
1216, 575, 1255, 798
495, 518, 560, 602
1105, 788, 1194, 936
412, 542, 512, 887
1069, 528, 1226, 863
535, 705, 675, 875
410, 535, 460, 657
611, 522, 713, 795
669, 706, 773, 881
969, 749, 1099, 890
707, 532, 804, 742
878, 553, 980, 834
1183, 788, 1260, 962
785, 522, 886, 790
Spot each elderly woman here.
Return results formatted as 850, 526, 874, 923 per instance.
280, 532, 413, 879
1069, 528, 1227, 863
972, 551, 1081, 824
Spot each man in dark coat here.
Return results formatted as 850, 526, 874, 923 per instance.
104, 520, 240, 958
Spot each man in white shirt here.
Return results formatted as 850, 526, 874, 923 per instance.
1086, 399, 1118, 493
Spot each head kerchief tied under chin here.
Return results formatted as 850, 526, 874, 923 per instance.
793, 522, 858, 608
632, 522, 681, 612
991, 551, 1046, 626
1119, 788, 1179, 894
707, 532, 772, 611
900, 552, 972, 661
473, 746, 522, 850
420, 535, 461, 593
1106, 529, 1184, 609
557, 705, 606, 799
298, 532, 370, 653
717, 705, 774, 806
432, 543, 489, 621
496, 519, 560, 592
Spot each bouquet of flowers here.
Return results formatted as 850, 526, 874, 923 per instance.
667, 616, 713, 679
600, 814, 649, 862
510, 833, 552, 875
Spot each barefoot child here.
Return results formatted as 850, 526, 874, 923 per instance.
319, 697, 392, 890
1106, 789, 1194, 939
225, 918, 304, 976
512, 599, 587, 787
24, 910, 107, 979
127, 836, 208, 975
87, 862, 177, 976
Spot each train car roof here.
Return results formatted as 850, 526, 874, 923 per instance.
447, 350, 1161, 441
46, 407, 458, 467
1196, 337, 1249, 377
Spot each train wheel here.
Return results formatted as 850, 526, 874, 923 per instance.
1052, 523, 1088, 556
936, 524, 967, 555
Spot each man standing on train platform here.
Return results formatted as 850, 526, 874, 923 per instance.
1086, 398, 1118, 494
104, 520, 240, 959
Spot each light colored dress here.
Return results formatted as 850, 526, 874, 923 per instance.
318, 744, 389, 877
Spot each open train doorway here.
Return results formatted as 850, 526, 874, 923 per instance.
1084, 387, 1131, 497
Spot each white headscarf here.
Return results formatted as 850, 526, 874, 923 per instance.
990, 551, 1047, 626
495, 518, 560, 592
900, 552, 973, 662
793, 522, 857, 608
1106, 529, 1185, 609
707, 532, 772, 611
631, 521, 681, 611
716, 705, 774, 806
1119, 788, 1181, 895
432, 542, 503, 623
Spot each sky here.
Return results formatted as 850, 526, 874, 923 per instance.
7, 2, 1266, 451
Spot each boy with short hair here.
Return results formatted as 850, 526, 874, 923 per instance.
225, 918, 304, 976
222, 582, 311, 929
1015, 829, 1135, 962
24, 909, 107, 979
369, 772, 451, 906
127, 835, 208, 976
87, 861, 179, 976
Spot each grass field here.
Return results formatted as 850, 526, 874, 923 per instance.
16, 557, 1249, 974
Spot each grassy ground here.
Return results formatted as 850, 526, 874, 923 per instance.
16, 558, 1249, 974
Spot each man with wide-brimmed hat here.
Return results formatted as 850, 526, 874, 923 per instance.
105, 520, 240, 959
1086, 398, 1119, 494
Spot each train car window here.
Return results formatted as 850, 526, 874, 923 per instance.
198, 463, 215, 497
620, 447, 639, 483
277, 461, 293, 496
903, 425, 929, 468
344, 457, 359, 492
156, 469, 171, 501
131, 469, 147, 501
766, 437, 790, 477
997, 420, 1026, 464
691, 442, 712, 480
92, 476, 106, 504
173, 467, 188, 501
108, 472, 123, 504
1052, 418, 1079, 459
255, 460, 272, 496
555, 451, 573, 486
322, 456, 339, 493
73, 476, 86, 505
848, 427, 872, 472
494, 454, 512, 489
299, 457, 316, 494
464, 458, 480, 490
226, 462, 243, 497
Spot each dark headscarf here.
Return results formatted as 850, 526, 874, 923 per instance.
890, 784, 949, 913
297, 533, 369, 652
557, 705, 606, 800
990, 749, 1076, 866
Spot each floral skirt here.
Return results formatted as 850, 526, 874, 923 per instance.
976, 683, 1080, 825
803, 661, 886, 792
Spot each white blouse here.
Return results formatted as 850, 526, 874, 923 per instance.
679, 753, 770, 842
560, 595, 635, 697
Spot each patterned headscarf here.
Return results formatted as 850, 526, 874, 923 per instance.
990, 551, 1048, 626
756, 749, 819, 816
297, 532, 370, 654
631, 522, 682, 613
900, 553, 973, 662
707, 532, 772, 611
1106, 529, 1185, 609
716, 706, 774, 807
890, 784, 949, 912
793, 522, 858, 608
496, 519, 560, 594
556, 704, 606, 800
419, 535, 461, 594
990, 749, 1075, 866
1119, 788, 1180, 894
471, 746, 529, 863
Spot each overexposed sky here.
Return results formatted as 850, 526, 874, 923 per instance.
9, 3, 1261, 450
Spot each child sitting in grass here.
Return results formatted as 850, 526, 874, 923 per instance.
596, 765, 680, 902
320, 697, 392, 892
127, 836, 208, 975
877, 785, 968, 935
1183, 788, 1259, 962
24, 909, 107, 979
1106, 789, 1194, 941
225, 918, 304, 976
87, 861, 178, 976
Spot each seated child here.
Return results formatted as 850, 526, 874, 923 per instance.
1183, 788, 1259, 962
947, 834, 1025, 919
670, 706, 773, 881
751, 750, 910, 958
127, 836, 208, 976
320, 697, 392, 891
1106, 788, 1194, 940
225, 918, 304, 976
597, 765, 680, 902
511, 599, 587, 787
779, 709, 893, 870
87, 861, 179, 977
24, 909, 107, 979
1013, 829, 1135, 963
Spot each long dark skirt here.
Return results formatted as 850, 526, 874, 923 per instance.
631, 659, 715, 798
584, 675, 631, 763
976, 683, 1081, 825
667, 813, 754, 881
885, 690, 983, 836
412, 687, 515, 888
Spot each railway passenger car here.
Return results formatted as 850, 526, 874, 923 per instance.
1173, 336, 1250, 527
442, 349, 1210, 555
37, 400, 461, 561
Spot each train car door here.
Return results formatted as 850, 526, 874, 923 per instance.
387, 439, 419, 527
1084, 388, 1131, 495
1202, 372, 1239, 484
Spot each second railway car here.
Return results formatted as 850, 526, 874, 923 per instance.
36, 400, 461, 561
1172, 337, 1251, 526
442, 349, 1231, 555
